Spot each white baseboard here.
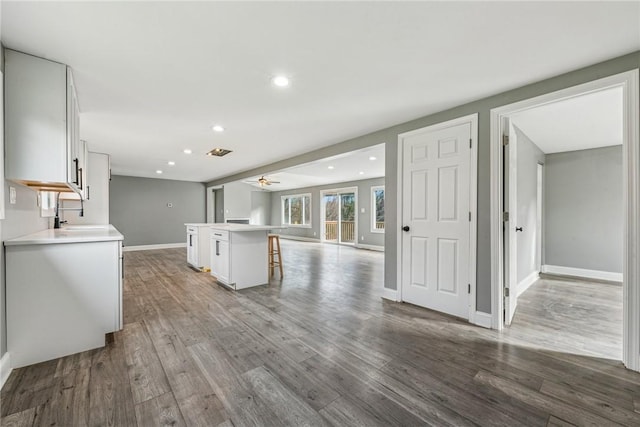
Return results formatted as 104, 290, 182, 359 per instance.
123, 243, 186, 252
542, 264, 622, 282
277, 235, 321, 243
472, 311, 493, 329
382, 287, 399, 302
517, 271, 540, 297
355, 243, 385, 252
0, 352, 12, 390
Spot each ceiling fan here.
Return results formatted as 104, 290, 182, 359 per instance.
251, 176, 280, 187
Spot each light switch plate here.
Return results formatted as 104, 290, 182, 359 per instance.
9, 187, 16, 204
360, 207, 365, 213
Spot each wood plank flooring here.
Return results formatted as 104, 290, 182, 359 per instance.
505, 275, 623, 361
2, 240, 639, 426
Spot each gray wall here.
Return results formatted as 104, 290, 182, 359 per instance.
222, 181, 254, 220
251, 190, 272, 225
215, 188, 224, 222
545, 146, 623, 273
514, 126, 546, 283
269, 177, 385, 248
207, 51, 639, 314
110, 175, 205, 246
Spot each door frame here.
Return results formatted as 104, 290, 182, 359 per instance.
320, 186, 358, 245
489, 69, 640, 371
396, 113, 479, 322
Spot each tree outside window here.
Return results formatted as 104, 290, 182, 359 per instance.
371, 186, 384, 232
281, 193, 312, 227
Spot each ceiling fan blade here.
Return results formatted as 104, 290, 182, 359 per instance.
270, 181, 281, 184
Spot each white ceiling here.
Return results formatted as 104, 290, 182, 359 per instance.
2, 2, 638, 182
241, 143, 385, 192
510, 87, 623, 154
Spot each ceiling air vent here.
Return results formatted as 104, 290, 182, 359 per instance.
207, 148, 232, 157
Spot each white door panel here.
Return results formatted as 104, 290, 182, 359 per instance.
402, 120, 472, 319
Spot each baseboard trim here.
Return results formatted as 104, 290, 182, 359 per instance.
277, 235, 321, 243
355, 243, 385, 252
517, 271, 540, 297
473, 311, 492, 329
542, 264, 622, 283
1, 352, 12, 390
382, 287, 399, 302
123, 243, 186, 252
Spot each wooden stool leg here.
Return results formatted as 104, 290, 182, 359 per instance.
276, 236, 283, 277
268, 236, 274, 277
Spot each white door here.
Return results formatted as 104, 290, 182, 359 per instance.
401, 118, 473, 319
504, 118, 518, 325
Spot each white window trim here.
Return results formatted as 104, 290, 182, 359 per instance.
281, 193, 312, 228
371, 185, 385, 233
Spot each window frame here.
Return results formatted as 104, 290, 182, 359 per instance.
281, 193, 312, 228
371, 185, 385, 233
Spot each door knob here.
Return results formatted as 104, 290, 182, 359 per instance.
515, 227, 523, 232
402, 226, 410, 232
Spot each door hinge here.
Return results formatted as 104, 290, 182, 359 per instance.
502, 135, 509, 146
504, 287, 510, 297
503, 211, 509, 222
469, 211, 472, 222
468, 284, 471, 294
469, 138, 472, 149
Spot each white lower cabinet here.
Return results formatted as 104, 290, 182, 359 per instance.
5, 237, 123, 369
210, 227, 268, 290
186, 224, 211, 269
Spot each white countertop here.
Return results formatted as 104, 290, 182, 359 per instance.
184, 223, 211, 227
4, 224, 124, 246
209, 224, 285, 232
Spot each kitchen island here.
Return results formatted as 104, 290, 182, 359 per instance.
209, 224, 276, 290
4, 224, 124, 368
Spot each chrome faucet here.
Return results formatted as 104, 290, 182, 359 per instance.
54, 192, 84, 229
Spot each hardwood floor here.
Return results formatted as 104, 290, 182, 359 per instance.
505, 275, 623, 361
2, 240, 639, 426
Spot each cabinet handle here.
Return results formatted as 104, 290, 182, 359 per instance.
216, 240, 220, 256
189, 235, 192, 246
86, 185, 90, 200
73, 158, 79, 184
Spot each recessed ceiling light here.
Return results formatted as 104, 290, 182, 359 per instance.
272, 75, 290, 87
183, 149, 192, 154
369, 156, 377, 161
359, 171, 364, 175
212, 125, 225, 132
328, 165, 334, 170
168, 161, 175, 166
156, 170, 163, 174
206, 148, 233, 157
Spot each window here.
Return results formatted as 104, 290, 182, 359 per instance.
371, 185, 384, 232
282, 193, 312, 227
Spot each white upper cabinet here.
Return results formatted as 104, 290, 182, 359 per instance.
5, 49, 85, 197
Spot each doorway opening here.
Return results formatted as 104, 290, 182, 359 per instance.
321, 187, 358, 245
490, 70, 640, 370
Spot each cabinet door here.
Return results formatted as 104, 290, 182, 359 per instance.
66, 68, 81, 193
187, 234, 196, 266
217, 240, 230, 284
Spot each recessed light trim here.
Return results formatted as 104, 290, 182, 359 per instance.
183, 149, 192, 154
156, 170, 163, 174
369, 156, 377, 161
359, 171, 364, 175
272, 75, 290, 87
327, 165, 335, 170
168, 161, 175, 166
212, 125, 225, 132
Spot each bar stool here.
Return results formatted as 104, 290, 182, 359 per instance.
268, 234, 283, 278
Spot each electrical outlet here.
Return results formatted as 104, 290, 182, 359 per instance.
361, 235, 364, 241
9, 187, 17, 204
167, 203, 173, 208
313, 232, 316, 236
